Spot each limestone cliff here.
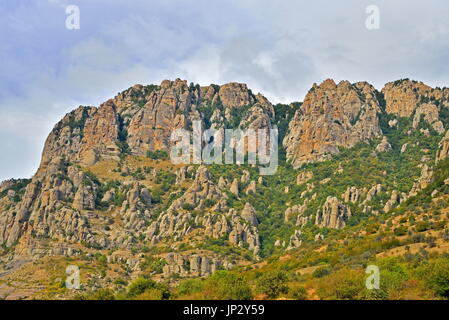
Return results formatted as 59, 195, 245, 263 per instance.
283, 79, 383, 168
382, 79, 448, 134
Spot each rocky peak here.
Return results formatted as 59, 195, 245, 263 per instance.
241, 202, 258, 226
382, 79, 448, 133
218, 82, 255, 107
283, 79, 382, 168
382, 79, 434, 117
437, 130, 449, 162
34, 79, 276, 173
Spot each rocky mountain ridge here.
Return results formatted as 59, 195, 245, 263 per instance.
1, 77, 449, 299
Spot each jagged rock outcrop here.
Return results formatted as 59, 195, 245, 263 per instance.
0, 157, 98, 247
408, 164, 434, 197
296, 171, 313, 185
36, 79, 276, 173
296, 214, 311, 228
383, 190, 401, 213
436, 130, 449, 162
126, 79, 196, 155
382, 79, 448, 134
300, 183, 315, 199
38, 102, 122, 171
175, 167, 187, 184
375, 136, 392, 153
404, 128, 449, 201
363, 184, 382, 203
241, 170, 250, 184
412, 104, 445, 134
218, 176, 228, 189
73, 183, 96, 211
287, 230, 302, 250
169, 166, 224, 211
162, 252, 230, 278
0, 179, 29, 194
342, 186, 361, 203
142, 166, 261, 255
227, 207, 260, 255
314, 233, 324, 242
401, 143, 409, 154
383, 80, 434, 117
230, 178, 239, 196
283, 79, 382, 168
78, 100, 122, 165
119, 183, 152, 231
241, 203, 258, 226
315, 196, 352, 229
284, 204, 307, 222
245, 181, 256, 195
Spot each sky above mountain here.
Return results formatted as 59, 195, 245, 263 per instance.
1, 0, 449, 181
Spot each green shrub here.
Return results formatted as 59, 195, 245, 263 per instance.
204, 271, 253, 300
290, 286, 307, 300
418, 258, 449, 298
318, 268, 365, 300
394, 226, 408, 236
90, 288, 116, 300
126, 277, 170, 300
181, 203, 196, 211
312, 266, 331, 278
204, 199, 217, 208
177, 278, 204, 297
147, 150, 169, 160
256, 271, 289, 299
140, 256, 167, 274
415, 222, 430, 232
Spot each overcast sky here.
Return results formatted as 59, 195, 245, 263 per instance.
1, 0, 448, 181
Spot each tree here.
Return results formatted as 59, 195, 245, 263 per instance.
419, 257, 449, 298
290, 286, 307, 300
177, 278, 204, 297
204, 271, 253, 300
126, 277, 170, 300
91, 288, 116, 300
256, 271, 289, 299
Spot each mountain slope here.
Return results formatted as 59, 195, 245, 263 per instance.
0, 78, 448, 300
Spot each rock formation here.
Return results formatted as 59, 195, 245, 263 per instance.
382, 79, 448, 133
342, 186, 361, 203
296, 171, 313, 185
315, 196, 352, 229
283, 79, 382, 168
375, 136, 392, 153
1, 77, 449, 290
437, 130, 449, 162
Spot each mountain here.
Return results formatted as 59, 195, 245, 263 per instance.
0, 78, 448, 300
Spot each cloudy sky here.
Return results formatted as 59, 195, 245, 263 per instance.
1, 0, 448, 181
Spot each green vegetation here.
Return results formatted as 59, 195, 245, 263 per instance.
256, 271, 289, 298
418, 257, 449, 298
140, 256, 167, 275
146, 150, 169, 160
0, 179, 31, 202
198, 271, 253, 300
